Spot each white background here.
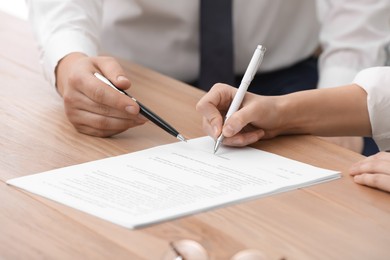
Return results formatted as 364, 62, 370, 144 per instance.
0, 1, 27, 20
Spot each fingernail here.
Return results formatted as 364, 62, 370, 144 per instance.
137, 114, 147, 120
213, 125, 219, 136
224, 124, 234, 136
125, 106, 137, 114
117, 75, 128, 82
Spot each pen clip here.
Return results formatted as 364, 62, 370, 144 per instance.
94, 72, 125, 94
94, 72, 138, 102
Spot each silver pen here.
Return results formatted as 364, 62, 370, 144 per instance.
214, 45, 266, 153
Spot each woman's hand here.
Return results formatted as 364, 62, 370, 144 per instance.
196, 83, 282, 147
349, 152, 390, 192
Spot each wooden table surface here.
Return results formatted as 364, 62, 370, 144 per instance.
1, 11, 389, 260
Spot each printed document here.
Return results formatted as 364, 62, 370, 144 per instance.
7, 137, 339, 229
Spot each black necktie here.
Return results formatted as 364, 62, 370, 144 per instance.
199, 0, 234, 91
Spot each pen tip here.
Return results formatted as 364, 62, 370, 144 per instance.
177, 134, 187, 142
213, 141, 221, 154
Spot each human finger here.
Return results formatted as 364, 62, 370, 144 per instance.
70, 109, 146, 137
201, 117, 218, 138
196, 84, 236, 138
222, 102, 260, 138
222, 128, 265, 147
349, 152, 390, 176
93, 56, 131, 90
64, 86, 146, 121
72, 72, 140, 116
353, 173, 390, 193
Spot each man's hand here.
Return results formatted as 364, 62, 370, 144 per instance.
56, 53, 147, 137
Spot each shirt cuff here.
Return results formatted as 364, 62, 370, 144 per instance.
41, 30, 99, 87
353, 67, 390, 151
317, 66, 359, 89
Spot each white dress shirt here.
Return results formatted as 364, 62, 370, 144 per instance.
27, 0, 390, 89
353, 67, 390, 151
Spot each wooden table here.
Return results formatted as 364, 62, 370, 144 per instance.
1, 11, 389, 260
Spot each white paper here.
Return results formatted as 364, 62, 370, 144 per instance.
7, 137, 339, 228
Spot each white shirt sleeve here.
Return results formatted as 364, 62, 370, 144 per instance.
353, 67, 390, 151
317, 0, 390, 89
27, 0, 103, 86
28, 0, 390, 91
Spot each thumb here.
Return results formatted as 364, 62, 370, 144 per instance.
222, 118, 244, 137
222, 107, 253, 137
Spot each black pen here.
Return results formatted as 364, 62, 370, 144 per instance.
94, 72, 187, 142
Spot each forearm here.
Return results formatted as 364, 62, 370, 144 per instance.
277, 84, 372, 137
